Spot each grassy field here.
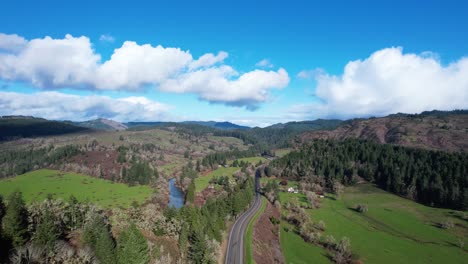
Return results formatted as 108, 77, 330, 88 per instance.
277, 182, 467, 264
194, 167, 239, 192
280, 221, 331, 264
0, 169, 153, 208
310, 184, 467, 263
274, 148, 292, 157
245, 196, 267, 264
276, 179, 331, 264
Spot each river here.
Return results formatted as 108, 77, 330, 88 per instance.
168, 178, 185, 208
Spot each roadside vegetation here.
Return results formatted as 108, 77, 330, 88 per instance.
244, 196, 267, 264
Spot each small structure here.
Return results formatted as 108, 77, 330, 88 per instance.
288, 187, 298, 194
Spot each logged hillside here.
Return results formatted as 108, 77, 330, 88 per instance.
298, 111, 468, 152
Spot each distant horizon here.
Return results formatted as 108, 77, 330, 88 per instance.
2, 108, 466, 128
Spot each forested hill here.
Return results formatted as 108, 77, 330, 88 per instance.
270, 139, 468, 210
299, 110, 468, 152
214, 119, 343, 148
74, 118, 128, 131
0, 116, 90, 141
182, 121, 249, 130
125, 121, 249, 130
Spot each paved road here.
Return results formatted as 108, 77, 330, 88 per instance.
225, 170, 262, 264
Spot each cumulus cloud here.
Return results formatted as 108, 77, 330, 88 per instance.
159, 67, 289, 110
0, 33, 27, 52
0, 91, 173, 122
95, 41, 192, 90
189, 51, 228, 70
0, 33, 289, 109
99, 34, 115, 43
255, 59, 273, 68
295, 47, 468, 119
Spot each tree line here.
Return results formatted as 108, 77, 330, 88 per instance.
270, 139, 468, 210
0, 145, 81, 178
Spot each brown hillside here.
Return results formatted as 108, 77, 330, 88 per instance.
299, 113, 468, 152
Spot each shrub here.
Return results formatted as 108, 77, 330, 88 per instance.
269, 216, 280, 225
333, 237, 352, 264
440, 219, 454, 229
356, 204, 368, 213
316, 220, 326, 231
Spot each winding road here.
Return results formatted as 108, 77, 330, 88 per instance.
225, 170, 262, 264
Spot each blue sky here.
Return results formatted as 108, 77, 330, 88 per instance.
1, 0, 467, 126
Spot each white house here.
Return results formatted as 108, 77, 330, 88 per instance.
288, 187, 298, 193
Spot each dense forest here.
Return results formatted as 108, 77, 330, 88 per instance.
214, 119, 342, 148
270, 139, 468, 210
0, 117, 89, 141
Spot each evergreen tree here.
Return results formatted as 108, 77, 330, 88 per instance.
32, 207, 61, 251
0, 195, 5, 227
179, 223, 188, 254
95, 230, 117, 264
82, 214, 116, 264
188, 229, 211, 264
186, 180, 196, 204
0, 195, 7, 264
3, 191, 28, 247
117, 223, 149, 264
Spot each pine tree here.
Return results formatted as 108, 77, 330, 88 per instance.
82, 214, 116, 264
0, 195, 5, 226
188, 229, 210, 264
33, 207, 61, 251
179, 223, 188, 254
117, 223, 149, 264
3, 191, 29, 247
186, 180, 196, 204
95, 229, 116, 264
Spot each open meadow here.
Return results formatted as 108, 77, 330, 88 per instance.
277, 182, 467, 264
0, 169, 153, 208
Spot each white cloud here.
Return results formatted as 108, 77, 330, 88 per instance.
159, 67, 289, 110
0, 33, 290, 109
0, 91, 173, 122
95, 41, 192, 90
255, 59, 273, 68
189, 51, 228, 70
0, 34, 101, 88
297, 69, 324, 79
295, 47, 468, 119
0, 33, 27, 53
99, 34, 115, 43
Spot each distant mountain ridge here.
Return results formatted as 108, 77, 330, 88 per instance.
74, 118, 128, 131
182, 121, 250, 130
